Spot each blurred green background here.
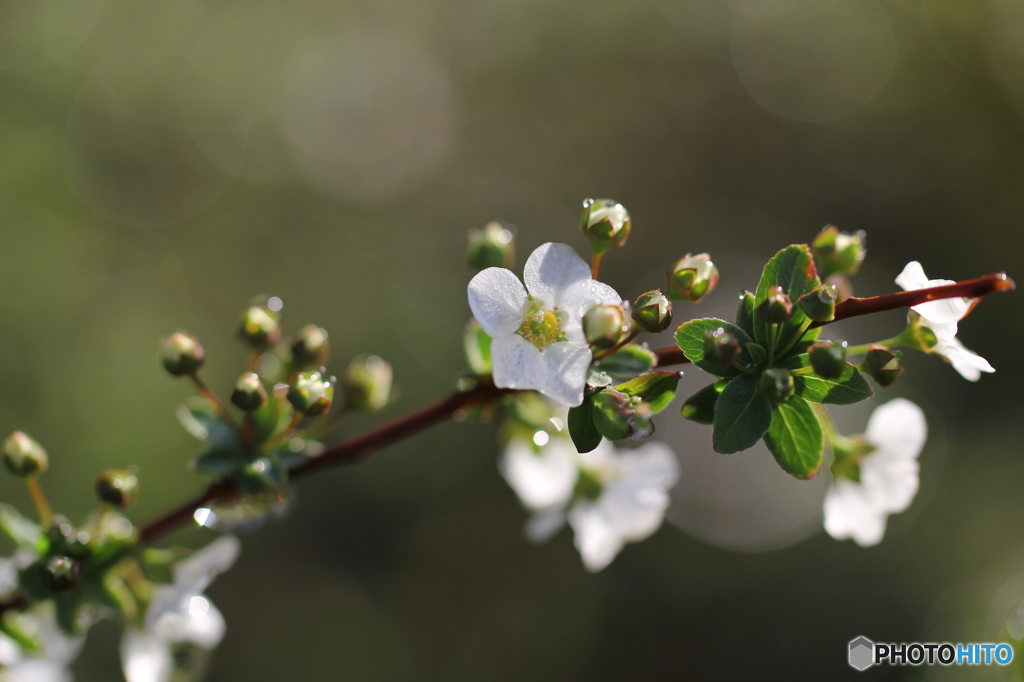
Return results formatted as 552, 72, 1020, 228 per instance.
0, 0, 1022, 679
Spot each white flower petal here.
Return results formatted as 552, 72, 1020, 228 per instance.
540, 342, 592, 407
490, 334, 549, 393
568, 502, 624, 572
173, 535, 241, 597
894, 261, 930, 291
598, 482, 669, 542
523, 243, 591, 306
500, 438, 578, 511
615, 442, 680, 491
153, 597, 226, 649
575, 438, 615, 471
896, 261, 970, 325
557, 279, 623, 321
524, 508, 567, 543
467, 267, 530, 337
860, 457, 919, 514
121, 628, 172, 682
1, 660, 72, 682
823, 480, 888, 547
935, 336, 995, 382
864, 398, 927, 462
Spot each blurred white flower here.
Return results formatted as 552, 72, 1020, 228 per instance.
468, 242, 621, 407
823, 398, 927, 547
501, 437, 679, 572
896, 261, 994, 381
121, 535, 240, 682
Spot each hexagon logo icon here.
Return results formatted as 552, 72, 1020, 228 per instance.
849, 636, 875, 671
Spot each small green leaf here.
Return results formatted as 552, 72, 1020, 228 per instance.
586, 366, 612, 388
592, 344, 657, 380
0, 504, 46, 554
753, 245, 821, 349
568, 398, 602, 453
712, 374, 772, 454
616, 371, 680, 414
681, 379, 729, 425
736, 291, 756, 337
191, 448, 244, 476
763, 399, 825, 479
674, 318, 752, 377
591, 388, 633, 440
781, 354, 873, 405
746, 343, 767, 366
177, 398, 239, 451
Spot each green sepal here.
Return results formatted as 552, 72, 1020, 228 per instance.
753, 245, 821, 350
177, 398, 240, 452
0, 611, 42, 654
781, 354, 873, 405
615, 372, 680, 414
568, 396, 602, 453
763, 399, 825, 479
463, 318, 492, 375
0, 504, 47, 554
54, 592, 80, 635
249, 389, 295, 447
746, 343, 767, 366
736, 291, 756, 337
590, 388, 633, 441
591, 344, 657, 381
674, 318, 752, 377
90, 537, 135, 572
96, 574, 138, 620
712, 374, 772, 453
681, 379, 729, 425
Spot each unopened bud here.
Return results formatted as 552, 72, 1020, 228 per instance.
238, 299, 282, 349
95, 469, 139, 509
901, 311, 940, 352
808, 341, 847, 379
580, 199, 631, 255
757, 286, 794, 324
159, 332, 205, 377
342, 356, 393, 413
860, 345, 903, 387
40, 556, 78, 593
288, 371, 335, 416
703, 327, 743, 369
3, 432, 48, 477
289, 325, 330, 371
666, 254, 718, 303
583, 305, 626, 349
231, 373, 268, 412
759, 368, 795, 403
631, 290, 673, 333
467, 222, 515, 271
798, 285, 837, 322
812, 225, 866, 279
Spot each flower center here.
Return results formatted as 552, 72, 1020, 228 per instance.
517, 300, 565, 349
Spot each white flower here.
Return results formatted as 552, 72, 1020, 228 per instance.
823, 398, 927, 547
121, 535, 240, 682
501, 437, 679, 572
896, 261, 994, 381
468, 242, 622, 407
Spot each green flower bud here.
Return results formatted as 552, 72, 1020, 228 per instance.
860, 345, 903, 387
703, 327, 743, 369
288, 371, 335, 416
463, 318, 492, 376
342, 356, 393, 413
95, 469, 139, 509
583, 305, 626, 349
757, 286, 794, 324
40, 556, 79, 593
797, 284, 837, 322
631, 290, 673, 333
812, 225, 866, 279
238, 298, 282, 349
231, 372, 268, 412
467, 221, 515, 271
159, 331, 205, 377
759, 368, 795, 404
3, 431, 48, 477
580, 198, 631, 255
808, 341, 848, 379
289, 325, 330, 371
666, 253, 718, 303
900, 311, 940, 352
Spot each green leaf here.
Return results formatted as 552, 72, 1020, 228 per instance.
592, 344, 657, 380
764, 399, 825, 479
736, 291, 756, 337
250, 390, 294, 446
586, 366, 612, 388
674, 318, 752, 377
712, 374, 772, 453
191, 448, 245, 475
746, 343, 767, 366
681, 379, 728, 425
177, 397, 239, 451
590, 388, 633, 440
753, 245, 821, 349
616, 371, 680, 414
568, 398, 602, 453
0, 504, 46, 554
781, 354, 873, 405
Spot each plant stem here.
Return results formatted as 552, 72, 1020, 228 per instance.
590, 253, 603, 280
25, 477, 53, 528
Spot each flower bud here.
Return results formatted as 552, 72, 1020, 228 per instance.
95, 469, 139, 509
759, 368, 795, 403
825, 273, 854, 302
342, 356, 393, 413
666, 253, 718, 303
812, 225, 866, 278
631, 290, 673, 333
238, 299, 282, 349
288, 371, 334, 416
901, 311, 940, 352
40, 556, 79, 593
807, 341, 847, 379
159, 332, 205, 377
583, 305, 626, 349
231, 373, 268, 412
757, 286, 794, 324
3, 432, 48, 477
860, 345, 903, 387
580, 199, 631, 255
703, 327, 743, 369
289, 325, 330, 371
466, 221, 515, 271
797, 285, 837, 322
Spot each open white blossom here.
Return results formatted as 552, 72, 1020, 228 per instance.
823, 398, 927, 547
896, 261, 994, 381
468, 242, 622, 407
121, 535, 240, 682
501, 437, 679, 572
